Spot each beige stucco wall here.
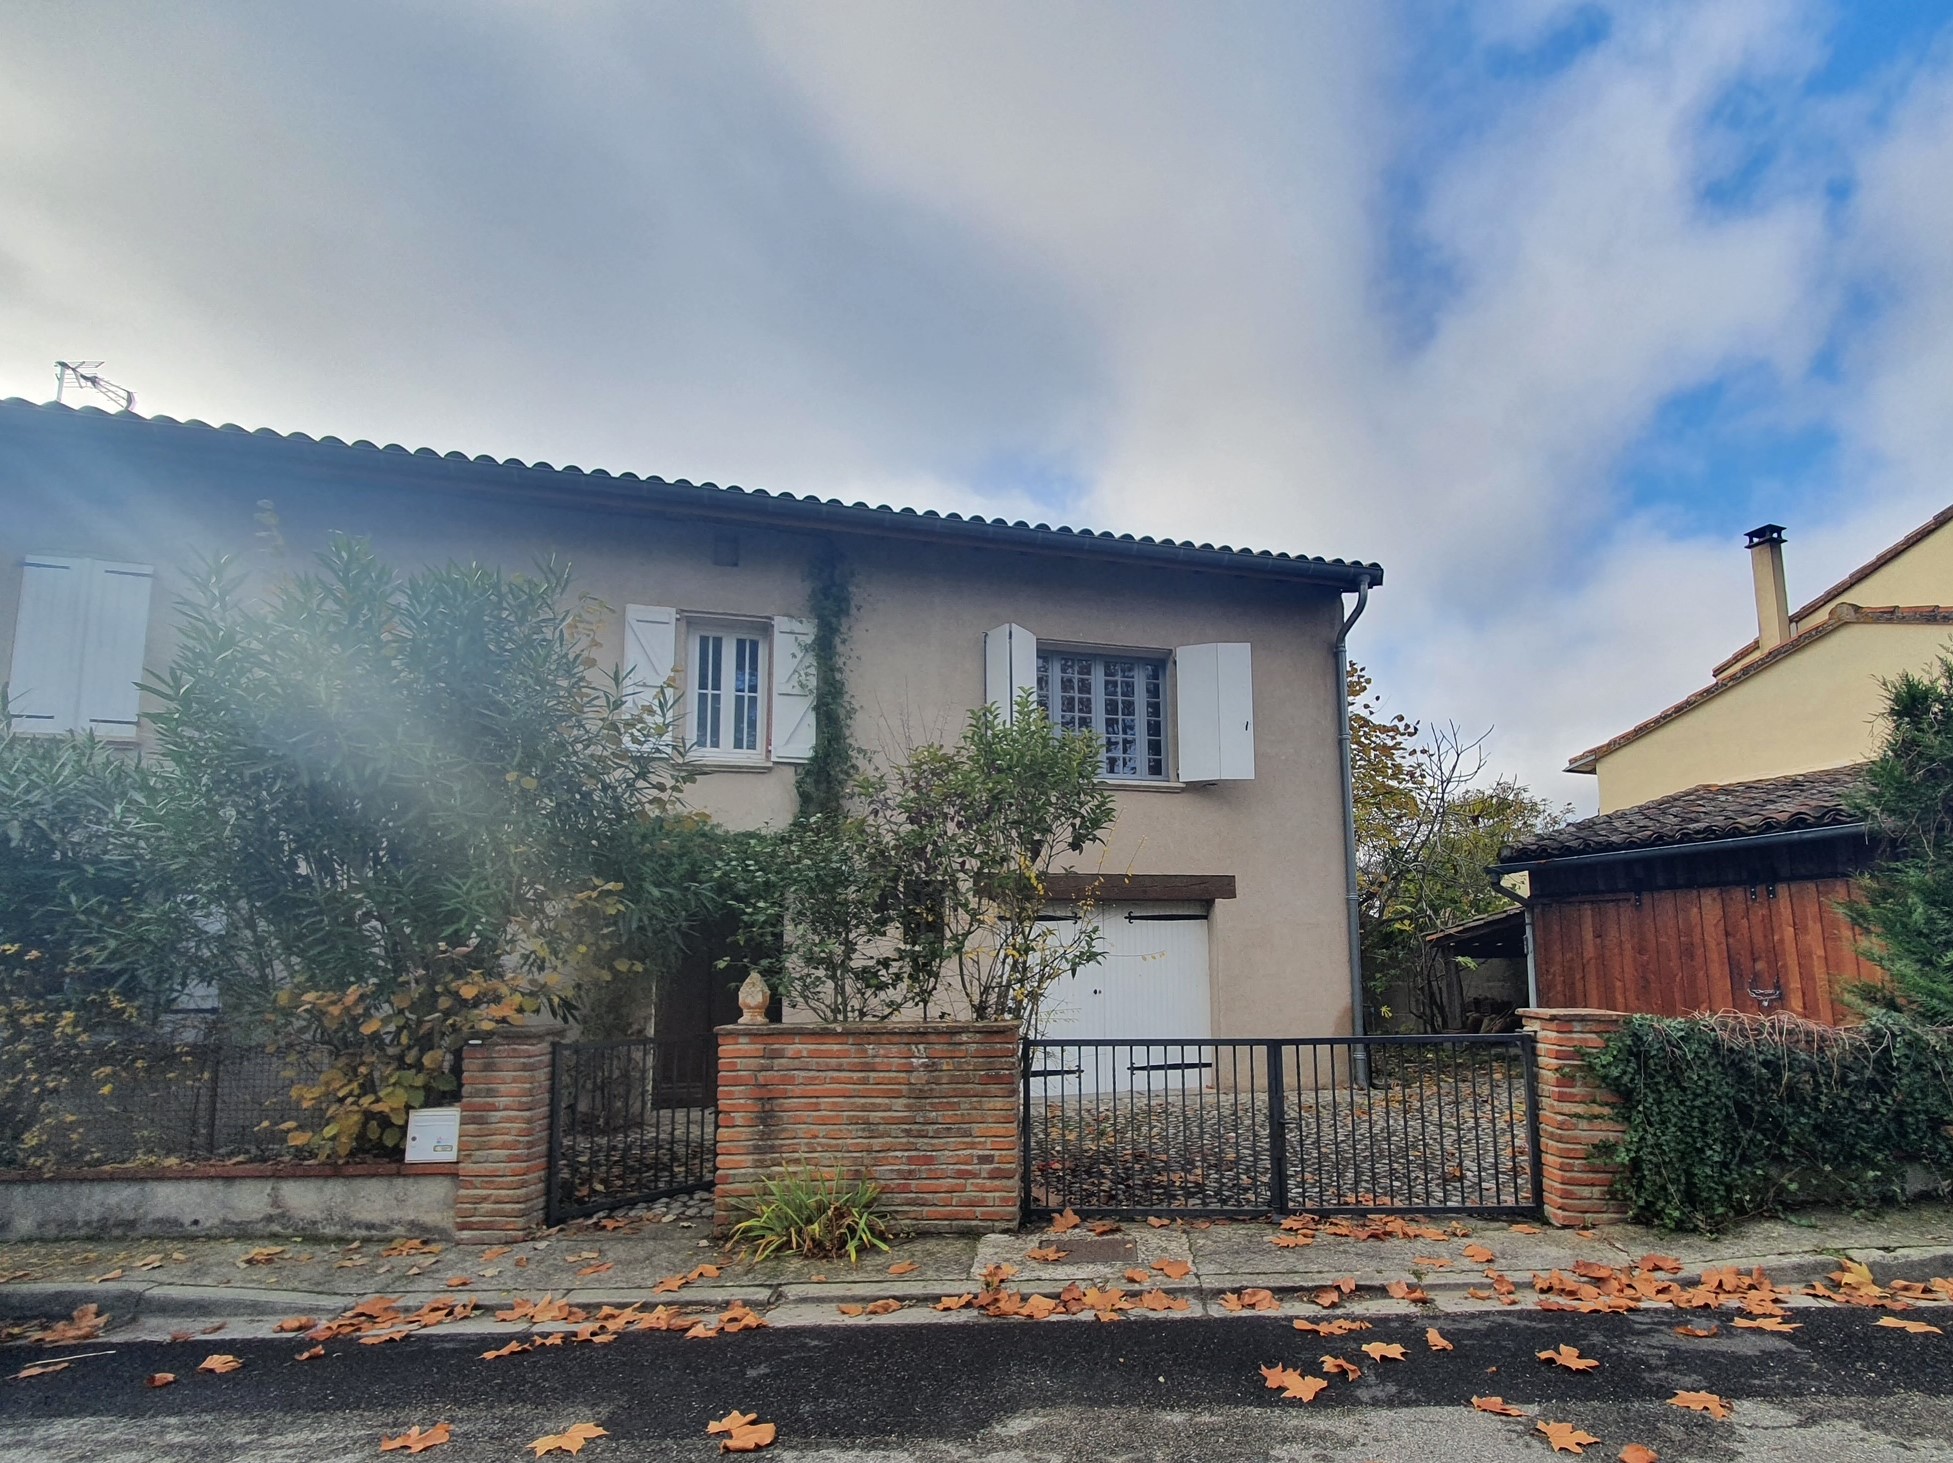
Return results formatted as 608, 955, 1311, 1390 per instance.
1592, 619, 1953, 810
1, 437, 1360, 1038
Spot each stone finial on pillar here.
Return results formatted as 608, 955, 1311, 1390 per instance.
736, 973, 772, 1024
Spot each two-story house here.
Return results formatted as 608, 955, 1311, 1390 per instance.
0, 397, 1383, 1042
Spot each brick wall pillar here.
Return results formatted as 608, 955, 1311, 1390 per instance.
714, 1022, 1021, 1234
454, 1023, 565, 1245
1521, 1008, 1631, 1229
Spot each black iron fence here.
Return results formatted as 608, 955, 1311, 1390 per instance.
1022, 1034, 1540, 1218
2, 1043, 326, 1169
547, 1034, 717, 1225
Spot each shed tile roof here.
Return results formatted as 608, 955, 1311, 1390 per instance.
0, 398, 1384, 590
1500, 765, 1867, 863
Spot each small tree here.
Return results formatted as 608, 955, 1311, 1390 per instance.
1847, 655, 1953, 1021
729, 692, 1115, 1025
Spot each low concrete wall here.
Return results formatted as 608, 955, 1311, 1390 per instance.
0, 1163, 457, 1240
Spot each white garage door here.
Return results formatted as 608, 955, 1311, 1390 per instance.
1036, 901, 1213, 1041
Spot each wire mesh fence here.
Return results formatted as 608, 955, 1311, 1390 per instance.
2, 1042, 330, 1169
547, 1035, 717, 1224
1022, 1034, 1540, 1218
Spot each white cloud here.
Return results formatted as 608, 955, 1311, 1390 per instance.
4, 0, 1952, 814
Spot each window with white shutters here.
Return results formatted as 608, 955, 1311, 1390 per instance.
688, 620, 767, 761
7, 556, 154, 737
1036, 651, 1168, 780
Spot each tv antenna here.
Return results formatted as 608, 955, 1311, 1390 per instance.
54, 361, 135, 412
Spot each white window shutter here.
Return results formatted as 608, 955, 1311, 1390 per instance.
984, 623, 1037, 722
621, 605, 677, 707
77, 561, 154, 737
8, 556, 89, 733
1175, 642, 1254, 781
771, 614, 817, 763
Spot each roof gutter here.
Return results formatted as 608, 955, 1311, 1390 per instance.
1489, 820, 1867, 876
1335, 576, 1373, 1050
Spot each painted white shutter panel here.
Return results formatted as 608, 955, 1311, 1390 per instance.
771, 614, 817, 763
622, 605, 677, 708
984, 623, 1037, 722
1175, 642, 1255, 781
77, 560, 154, 737
7, 557, 88, 733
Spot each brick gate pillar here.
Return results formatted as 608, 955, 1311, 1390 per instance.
454, 1023, 565, 1244
1520, 1008, 1631, 1229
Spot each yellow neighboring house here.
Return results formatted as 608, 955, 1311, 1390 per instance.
1571, 514, 1953, 812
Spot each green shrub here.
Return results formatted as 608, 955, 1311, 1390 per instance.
728, 1170, 893, 1263
1589, 1011, 1953, 1232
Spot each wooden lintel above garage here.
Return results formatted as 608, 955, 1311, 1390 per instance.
1043, 872, 1237, 902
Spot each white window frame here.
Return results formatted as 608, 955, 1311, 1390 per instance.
685, 617, 769, 764
1036, 646, 1171, 782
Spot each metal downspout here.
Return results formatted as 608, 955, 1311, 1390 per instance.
1336, 578, 1372, 1064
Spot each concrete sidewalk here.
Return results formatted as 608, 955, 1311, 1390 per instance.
5, 1202, 1952, 1339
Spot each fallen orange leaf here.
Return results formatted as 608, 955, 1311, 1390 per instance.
576, 1264, 613, 1278
1669, 1391, 1733, 1420
1673, 1324, 1720, 1338
147, 1373, 176, 1388
1050, 1208, 1082, 1233
865, 1298, 902, 1315
1146, 1217, 1171, 1228
481, 1340, 532, 1360
1876, 1317, 1943, 1335
295, 1345, 325, 1362
12, 1362, 69, 1379
1463, 1245, 1495, 1264
1537, 1420, 1601, 1454
1025, 1247, 1068, 1263
274, 1316, 319, 1333
1361, 1341, 1407, 1362
1387, 1280, 1431, 1303
198, 1354, 244, 1375
1619, 1446, 1660, 1463
379, 1421, 453, 1453
1425, 1327, 1454, 1352
1259, 1363, 1327, 1401
1472, 1396, 1527, 1416
1154, 1259, 1193, 1280
1537, 1344, 1599, 1372
888, 1261, 918, 1275
934, 1294, 973, 1311
1321, 1355, 1363, 1380
529, 1422, 608, 1456
1732, 1316, 1800, 1333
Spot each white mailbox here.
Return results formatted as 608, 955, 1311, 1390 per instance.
404, 1106, 460, 1163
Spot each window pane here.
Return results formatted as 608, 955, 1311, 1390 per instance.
733, 637, 761, 752
1143, 661, 1165, 778
1101, 659, 1139, 777
694, 634, 722, 749
1056, 655, 1094, 734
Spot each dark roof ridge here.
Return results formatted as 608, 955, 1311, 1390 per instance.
1502, 764, 1868, 863
0, 398, 1383, 589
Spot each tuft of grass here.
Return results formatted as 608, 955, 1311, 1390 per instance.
729, 1169, 893, 1263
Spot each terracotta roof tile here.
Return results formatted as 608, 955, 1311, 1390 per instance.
0, 398, 1383, 590
1501, 765, 1867, 863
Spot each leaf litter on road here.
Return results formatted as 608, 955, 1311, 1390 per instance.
379, 1422, 452, 1453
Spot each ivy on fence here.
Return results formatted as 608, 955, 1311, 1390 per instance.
1588, 1011, 1953, 1233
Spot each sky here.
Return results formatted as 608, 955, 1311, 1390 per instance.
5, 0, 1953, 813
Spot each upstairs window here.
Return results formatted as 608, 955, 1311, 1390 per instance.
690, 625, 765, 758
1037, 651, 1167, 780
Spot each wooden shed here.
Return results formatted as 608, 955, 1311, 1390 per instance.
1488, 767, 1881, 1022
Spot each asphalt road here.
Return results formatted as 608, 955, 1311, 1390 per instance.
6, 1307, 1953, 1461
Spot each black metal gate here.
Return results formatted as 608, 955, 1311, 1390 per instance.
1021, 1034, 1540, 1219
547, 1035, 717, 1225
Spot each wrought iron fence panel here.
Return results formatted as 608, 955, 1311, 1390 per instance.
4, 1043, 329, 1168
1022, 1034, 1539, 1219
547, 1035, 717, 1225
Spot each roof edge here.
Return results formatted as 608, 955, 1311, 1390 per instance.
0, 398, 1385, 591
